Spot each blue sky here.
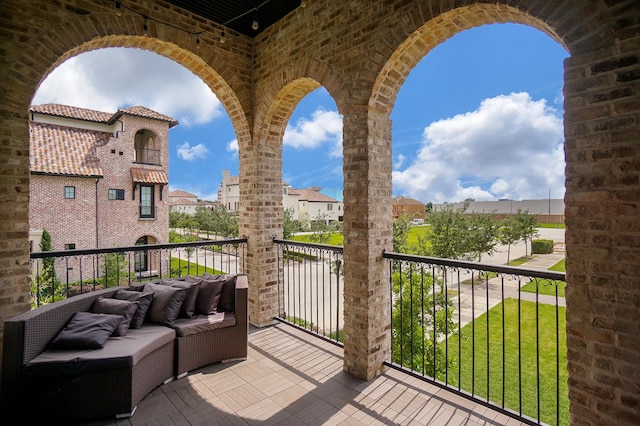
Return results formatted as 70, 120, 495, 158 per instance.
33, 23, 569, 204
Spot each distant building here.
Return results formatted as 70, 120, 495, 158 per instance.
392, 196, 426, 219
217, 171, 342, 223
29, 103, 177, 275
168, 190, 217, 214
289, 187, 343, 223
434, 199, 565, 224
217, 170, 240, 212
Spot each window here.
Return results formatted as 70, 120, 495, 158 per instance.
327, 203, 333, 211
64, 243, 76, 250
108, 188, 125, 200
134, 129, 159, 164
64, 186, 75, 199
139, 185, 155, 218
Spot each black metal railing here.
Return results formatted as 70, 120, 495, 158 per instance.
29, 238, 246, 307
383, 251, 567, 426
273, 238, 344, 346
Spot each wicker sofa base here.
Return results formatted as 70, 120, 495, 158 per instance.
1, 274, 249, 422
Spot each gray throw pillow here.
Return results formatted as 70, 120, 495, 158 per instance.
90, 297, 139, 336
49, 311, 122, 350
217, 275, 237, 312
143, 282, 187, 327
112, 289, 154, 329
189, 275, 224, 315
161, 277, 200, 319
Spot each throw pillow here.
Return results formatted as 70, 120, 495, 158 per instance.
143, 282, 187, 327
160, 278, 200, 319
217, 275, 237, 312
189, 275, 224, 315
112, 289, 154, 329
90, 297, 139, 337
49, 311, 122, 350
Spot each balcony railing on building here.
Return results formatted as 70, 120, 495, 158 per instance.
29, 238, 246, 307
274, 239, 567, 426
139, 204, 157, 219
134, 148, 161, 165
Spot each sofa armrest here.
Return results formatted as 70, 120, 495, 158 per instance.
234, 274, 248, 332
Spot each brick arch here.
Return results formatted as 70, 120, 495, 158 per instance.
29, 35, 251, 146
250, 59, 348, 151
368, 1, 609, 114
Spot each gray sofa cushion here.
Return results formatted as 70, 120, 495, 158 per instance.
113, 289, 154, 329
172, 312, 236, 337
161, 278, 200, 319
143, 283, 187, 327
90, 297, 139, 336
204, 274, 237, 312
25, 325, 175, 377
49, 312, 122, 350
188, 275, 224, 315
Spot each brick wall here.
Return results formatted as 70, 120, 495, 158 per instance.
1, 2, 639, 424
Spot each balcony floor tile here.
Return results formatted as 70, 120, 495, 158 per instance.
87, 323, 526, 426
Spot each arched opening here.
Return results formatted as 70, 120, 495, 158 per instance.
134, 129, 158, 165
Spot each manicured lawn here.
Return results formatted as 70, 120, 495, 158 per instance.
439, 299, 568, 425
520, 258, 566, 297
291, 233, 344, 246
508, 256, 530, 266
537, 223, 565, 229
170, 257, 222, 276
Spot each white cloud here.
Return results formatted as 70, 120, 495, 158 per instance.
393, 92, 564, 203
33, 47, 223, 126
177, 142, 209, 161
226, 138, 238, 153
284, 108, 343, 157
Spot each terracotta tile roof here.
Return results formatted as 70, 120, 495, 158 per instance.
130, 168, 169, 184
393, 195, 425, 206
171, 198, 198, 205
31, 104, 178, 128
29, 121, 107, 177
31, 104, 113, 123
169, 189, 197, 198
117, 106, 179, 128
290, 188, 339, 203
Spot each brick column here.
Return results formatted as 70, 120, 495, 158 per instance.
564, 44, 640, 425
238, 138, 282, 327
342, 106, 393, 380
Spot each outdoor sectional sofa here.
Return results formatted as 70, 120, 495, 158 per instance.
1, 273, 248, 422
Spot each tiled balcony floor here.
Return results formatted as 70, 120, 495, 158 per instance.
99, 323, 525, 426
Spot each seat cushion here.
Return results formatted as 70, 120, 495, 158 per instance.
113, 289, 154, 329
144, 282, 187, 327
90, 297, 139, 336
25, 325, 175, 377
172, 312, 236, 337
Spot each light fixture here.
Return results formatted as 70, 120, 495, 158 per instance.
300, 0, 308, 7
196, 35, 200, 50
252, 9, 259, 31
220, 28, 226, 44
115, 1, 122, 16
142, 16, 148, 36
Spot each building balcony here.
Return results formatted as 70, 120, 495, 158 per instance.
27, 238, 564, 425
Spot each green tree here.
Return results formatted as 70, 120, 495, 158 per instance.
102, 252, 129, 287
393, 215, 412, 253
465, 212, 500, 262
283, 207, 302, 239
423, 202, 470, 260
210, 204, 239, 238
391, 267, 457, 377
499, 215, 521, 264
514, 209, 539, 257
308, 212, 333, 244
32, 229, 60, 305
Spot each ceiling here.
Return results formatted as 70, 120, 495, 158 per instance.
165, 0, 301, 36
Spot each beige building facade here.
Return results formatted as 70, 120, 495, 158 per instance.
1, 2, 639, 425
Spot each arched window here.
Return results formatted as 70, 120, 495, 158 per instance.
134, 129, 159, 165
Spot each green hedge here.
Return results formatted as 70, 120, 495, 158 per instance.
532, 239, 554, 254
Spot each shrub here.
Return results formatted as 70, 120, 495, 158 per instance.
532, 239, 554, 254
